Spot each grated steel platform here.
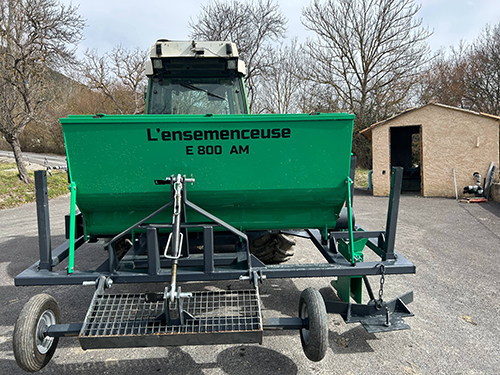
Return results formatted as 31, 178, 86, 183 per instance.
79, 290, 262, 349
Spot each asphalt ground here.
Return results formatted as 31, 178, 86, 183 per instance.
0, 191, 499, 374
0, 151, 66, 167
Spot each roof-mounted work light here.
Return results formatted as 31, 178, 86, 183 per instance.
152, 59, 163, 69
226, 60, 237, 70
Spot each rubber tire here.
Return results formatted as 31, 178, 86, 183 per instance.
299, 288, 328, 362
250, 233, 295, 263
13, 294, 60, 372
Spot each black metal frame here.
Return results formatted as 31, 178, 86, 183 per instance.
16, 167, 414, 286
16, 167, 415, 342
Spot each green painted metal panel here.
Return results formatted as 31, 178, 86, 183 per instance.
332, 233, 369, 303
331, 276, 363, 304
60, 113, 354, 236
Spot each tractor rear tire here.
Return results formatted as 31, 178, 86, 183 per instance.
250, 233, 295, 263
13, 294, 60, 372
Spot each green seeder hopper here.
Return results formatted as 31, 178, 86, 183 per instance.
13, 40, 415, 372
62, 113, 353, 235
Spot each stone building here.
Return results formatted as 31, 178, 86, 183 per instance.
360, 103, 500, 197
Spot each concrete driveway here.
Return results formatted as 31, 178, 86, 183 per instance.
0, 192, 499, 374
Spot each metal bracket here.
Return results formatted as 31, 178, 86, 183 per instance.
163, 287, 194, 326
324, 291, 414, 333
239, 270, 266, 288
83, 276, 113, 291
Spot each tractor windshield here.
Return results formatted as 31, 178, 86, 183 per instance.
148, 76, 248, 115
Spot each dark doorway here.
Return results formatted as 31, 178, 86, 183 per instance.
390, 125, 422, 193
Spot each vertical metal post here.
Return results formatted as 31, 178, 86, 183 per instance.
147, 227, 161, 276
68, 181, 77, 273
181, 181, 190, 258
203, 226, 215, 274
35, 170, 52, 271
346, 177, 355, 265
384, 167, 403, 260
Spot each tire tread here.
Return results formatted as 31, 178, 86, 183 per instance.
13, 293, 60, 372
299, 287, 328, 362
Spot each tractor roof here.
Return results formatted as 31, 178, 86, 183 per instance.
151, 40, 240, 59
146, 40, 246, 76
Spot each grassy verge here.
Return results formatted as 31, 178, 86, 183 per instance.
0, 162, 69, 209
354, 167, 371, 189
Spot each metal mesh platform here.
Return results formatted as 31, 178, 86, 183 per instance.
79, 290, 262, 349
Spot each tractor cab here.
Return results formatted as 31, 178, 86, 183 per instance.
145, 40, 249, 115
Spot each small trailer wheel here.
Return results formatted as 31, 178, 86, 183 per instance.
298, 288, 328, 362
13, 294, 60, 372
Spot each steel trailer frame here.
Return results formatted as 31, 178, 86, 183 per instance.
17, 167, 414, 285
14, 166, 415, 367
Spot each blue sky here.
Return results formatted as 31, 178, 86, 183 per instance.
61, 0, 500, 55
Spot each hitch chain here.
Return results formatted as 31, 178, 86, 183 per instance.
164, 175, 184, 259
376, 264, 386, 310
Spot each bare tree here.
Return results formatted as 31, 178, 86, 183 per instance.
298, 83, 343, 114
302, 0, 432, 167
189, 0, 287, 112
79, 45, 148, 115
253, 39, 306, 113
415, 23, 500, 117
0, 0, 84, 182
416, 45, 470, 108
464, 23, 500, 115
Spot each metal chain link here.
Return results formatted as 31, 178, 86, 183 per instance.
376, 264, 385, 309
164, 175, 184, 259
